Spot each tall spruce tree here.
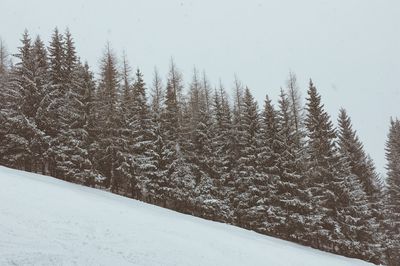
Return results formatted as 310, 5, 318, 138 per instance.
1, 31, 46, 171
162, 62, 195, 211
53, 30, 94, 182
274, 89, 310, 241
186, 69, 219, 220
147, 68, 168, 205
257, 94, 281, 234
35, 27, 67, 178
337, 108, 384, 263
384, 118, 400, 265
304, 80, 346, 251
78, 62, 102, 186
129, 69, 157, 200
233, 87, 263, 229
210, 84, 234, 221
96, 44, 125, 192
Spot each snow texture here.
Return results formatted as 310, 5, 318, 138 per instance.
0, 166, 374, 266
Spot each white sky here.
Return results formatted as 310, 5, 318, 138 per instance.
1, 0, 399, 175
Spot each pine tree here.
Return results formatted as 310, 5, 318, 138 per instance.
226, 77, 244, 221
30, 35, 49, 173
274, 89, 310, 241
79, 62, 102, 186
96, 44, 124, 192
52, 29, 90, 182
212, 84, 233, 178
116, 53, 135, 195
210, 84, 234, 221
35, 27, 68, 178
0, 38, 10, 165
233, 87, 263, 229
161, 62, 195, 210
186, 69, 219, 220
384, 118, 400, 265
0, 31, 45, 171
147, 68, 169, 205
304, 80, 345, 251
337, 108, 384, 263
256, 94, 281, 234
128, 69, 157, 200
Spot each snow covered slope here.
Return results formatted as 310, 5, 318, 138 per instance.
0, 166, 374, 266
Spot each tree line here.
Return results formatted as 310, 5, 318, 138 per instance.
0, 29, 399, 265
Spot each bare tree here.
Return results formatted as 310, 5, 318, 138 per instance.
286, 71, 304, 137
0, 38, 10, 74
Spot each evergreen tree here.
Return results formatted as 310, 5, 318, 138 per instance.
0, 31, 45, 171
117, 53, 135, 195
147, 68, 168, 205
274, 89, 310, 241
162, 62, 195, 210
79, 62, 102, 186
233, 87, 263, 229
256, 94, 281, 234
186, 69, 220, 220
212, 84, 233, 178
337, 108, 384, 263
304, 80, 346, 251
226, 77, 244, 221
52, 30, 90, 182
36, 27, 67, 178
209, 84, 234, 221
129, 69, 157, 200
0, 38, 10, 164
384, 118, 400, 265
96, 44, 124, 192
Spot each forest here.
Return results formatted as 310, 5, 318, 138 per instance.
0, 29, 399, 265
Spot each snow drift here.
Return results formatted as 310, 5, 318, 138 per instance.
0, 166, 374, 266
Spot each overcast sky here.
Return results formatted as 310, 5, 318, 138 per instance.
1, 0, 399, 175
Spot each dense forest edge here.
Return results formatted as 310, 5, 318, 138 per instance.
0, 28, 399, 265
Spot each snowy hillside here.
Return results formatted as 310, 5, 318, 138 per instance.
0, 166, 374, 266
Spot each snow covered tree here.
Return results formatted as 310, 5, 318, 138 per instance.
256, 94, 281, 234
303, 81, 376, 262
212, 84, 233, 178
96, 44, 125, 192
207, 84, 234, 221
233, 87, 263, 229
384, 118, 400, 265
273, 89, 310, 242
0, 31, 46, 172
161, 62, 195, 211
230, 77, 244, 169
128, 69, 157, 200
116, 52, 135, 194
77, 62, 102, 186
185, 69, 222, 220
35, 27, 68, 178
52, 30, 88, 182
0, 38, 9, 164
304, 80, 346, 251
337, 108, 384, 263
147, 68, 169, 205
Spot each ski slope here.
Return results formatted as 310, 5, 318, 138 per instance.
0, 166, 374, 266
